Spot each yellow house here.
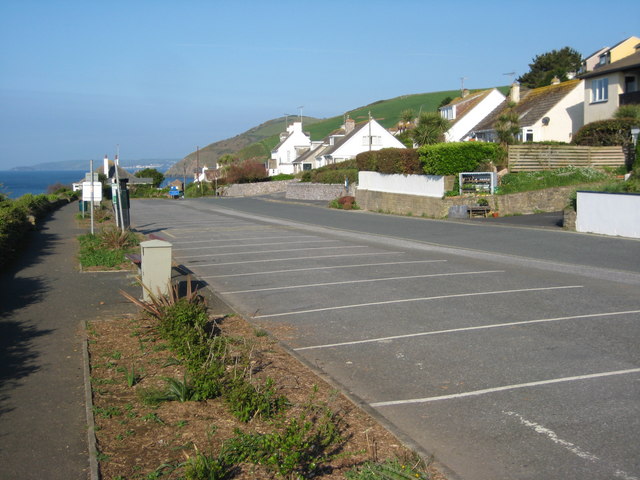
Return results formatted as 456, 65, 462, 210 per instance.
593, 36, 640, 69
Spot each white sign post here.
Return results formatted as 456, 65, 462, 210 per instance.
82, 182, 103, 202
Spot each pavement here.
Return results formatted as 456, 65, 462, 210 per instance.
0, 197, 637, 480
0, 202, 139, 480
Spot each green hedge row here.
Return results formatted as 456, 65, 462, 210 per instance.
0, 192, 74, 269
299, 160, 358, 184
355, 144, 503, 176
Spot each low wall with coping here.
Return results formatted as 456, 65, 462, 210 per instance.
286, 183, 354, 201
576, 191, 640, 238
358, 171, 453, 198
220, 180, 295, 197
356, 184, 585, 218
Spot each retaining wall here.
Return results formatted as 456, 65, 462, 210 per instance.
286, 183, 354, 201
356, 185, 585, 218
220, 180, 295, 197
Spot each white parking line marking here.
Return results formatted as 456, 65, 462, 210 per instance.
168, 234, 317, 245
220, 270, 504, 294
254, 285, 583, 319
179, 245, 369, 259
202, 259, 445, 279
174, 239, 338, 251
503, 411, 639, 480
294, 310, 640, 351
195, 251, 403, 267
370, 368, 640, 407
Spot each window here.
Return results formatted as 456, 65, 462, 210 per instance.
525, 129, 534, 142
591, 78, 608, 103
303, 164, 311, 171
441, 106, 455, 120
362, 135, 381, 146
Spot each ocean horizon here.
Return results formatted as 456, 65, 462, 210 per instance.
0, 170, 192, 199
0, 170, 86, 199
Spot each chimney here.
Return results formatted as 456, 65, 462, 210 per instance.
462, 89, 469, 98
551, 76, 561, 85
103, 155, 109, 177
344, 116, 355, 134
510, 82, 520, 103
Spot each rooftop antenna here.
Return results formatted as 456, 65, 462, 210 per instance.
460, 76, 467, 95
297, 106, 304, 124
503, 72, 516, 84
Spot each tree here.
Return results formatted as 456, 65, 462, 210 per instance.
411, 112, 450, 146
517, 47, 582, 88
135, 168, 164, 188
494, 101, 520, 146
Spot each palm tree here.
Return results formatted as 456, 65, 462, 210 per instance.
494, 102, 520, 145
411, 112, 451, 146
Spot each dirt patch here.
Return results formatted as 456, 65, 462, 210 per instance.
88, 311, 446, 479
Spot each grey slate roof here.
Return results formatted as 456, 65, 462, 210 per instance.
474, 80, 581, 132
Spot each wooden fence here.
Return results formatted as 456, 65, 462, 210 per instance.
508, 145, 625, 172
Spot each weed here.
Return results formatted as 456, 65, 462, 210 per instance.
95, 451, 110, 462
345, 457, 431, 479
254, 329, 268, 337
164, 374, 196, 402
125, 364, 140, 387
93, 405, 122, 418
175, 420, 188, 428
141, 413, 165, 424
225, 377, 288, 422
222, 403, 344, 478
183, 450, 233, 480
138, 387, 171, 407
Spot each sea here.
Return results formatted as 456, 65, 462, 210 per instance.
0, 170, 86, 199
0, 170, 192, 199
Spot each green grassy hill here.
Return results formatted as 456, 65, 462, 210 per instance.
167, 86, 509, 176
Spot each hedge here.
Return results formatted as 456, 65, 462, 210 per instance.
418, 142, 503, 175
355, 148, 420, 175
573, 118, 637, 146
300, 160, 358, 184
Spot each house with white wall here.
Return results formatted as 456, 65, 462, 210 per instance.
269, 121, 311, 175
581, 50, 640, 124
439, 88, 506, 141
314, 117, 406, 166
474, 79, 584, 143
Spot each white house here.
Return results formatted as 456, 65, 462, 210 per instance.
474, 79, 584, 143
439, 88, 506, 142
269, 121, 311, 175
313, 117, 406, 167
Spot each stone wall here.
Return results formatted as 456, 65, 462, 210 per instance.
286, 183, 354, 201
356, 185, 584, 218
220, 180, 295, 197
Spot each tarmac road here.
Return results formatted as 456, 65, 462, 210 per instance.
132, 196, 640, 480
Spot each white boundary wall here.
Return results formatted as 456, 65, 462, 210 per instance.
358, 171, 446, 198
576, 191, 640, 238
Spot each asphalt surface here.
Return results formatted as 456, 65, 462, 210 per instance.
0, 202, 139, 479
131, 196, 640, 480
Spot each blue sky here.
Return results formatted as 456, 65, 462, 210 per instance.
0, 0, 637, 169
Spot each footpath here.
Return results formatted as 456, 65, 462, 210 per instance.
0, 202, 138, 479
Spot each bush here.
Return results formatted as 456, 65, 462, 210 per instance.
356, 148, 420, 175
270, 173, 295, 181
300, 160, 358, 184
418, 142, 503, 175
573, 118, 637, 146
225, 159, 268, 184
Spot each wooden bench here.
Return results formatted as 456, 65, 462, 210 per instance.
467, 206, 491, 218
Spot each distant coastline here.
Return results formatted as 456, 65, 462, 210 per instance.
8, 158, 178, 172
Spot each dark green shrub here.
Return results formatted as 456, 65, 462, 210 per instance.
419, 142, 503, 175
225, 377, 288, 422
573, 118, 637, 146
356, 148, 420, 174
270, 173, 295, 181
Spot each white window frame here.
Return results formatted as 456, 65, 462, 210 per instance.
591, 78, 608, 103
441, 106, 455, 120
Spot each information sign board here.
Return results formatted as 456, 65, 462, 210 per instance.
82, 182, 103, 201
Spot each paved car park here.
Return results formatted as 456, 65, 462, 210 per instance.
131, 198, 640, 480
